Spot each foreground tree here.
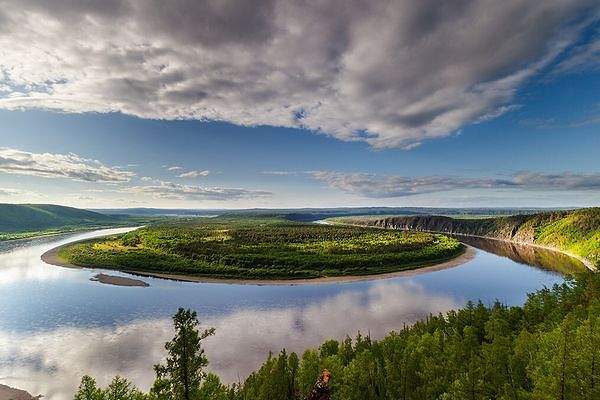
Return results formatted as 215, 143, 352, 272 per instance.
151, 308, 215, 400
74, 376, 103, 400
73, 376, 144, 400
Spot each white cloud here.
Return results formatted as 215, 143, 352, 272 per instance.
178, 170, 210, 178
551, 34, 600, 75
0, 1, 597, 148
0, 187, 22, 196
312, 170, 600, 198
165, 166, 183, 171
124, 180, 271, 201
261, 170, 305, 176
0, 147, 134, 182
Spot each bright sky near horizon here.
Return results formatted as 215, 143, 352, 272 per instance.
0, 0, 599, 209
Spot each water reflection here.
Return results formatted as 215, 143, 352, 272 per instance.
0, 228, 587, 399
455, 236, 587, 274
0, 281, 458, 400
0, 228, 137, 287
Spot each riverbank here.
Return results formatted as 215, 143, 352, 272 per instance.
41, 241, 475, 285
333, 210, 599, 272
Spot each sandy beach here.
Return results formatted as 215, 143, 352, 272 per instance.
90, 273, 149, 287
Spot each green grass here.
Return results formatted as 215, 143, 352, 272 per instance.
58, 217, 464, 280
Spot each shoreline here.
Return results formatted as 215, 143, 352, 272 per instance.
41, 241, 475, 286
328, 221, 597, 272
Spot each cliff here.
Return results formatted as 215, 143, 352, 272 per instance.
344, 208, 600, 270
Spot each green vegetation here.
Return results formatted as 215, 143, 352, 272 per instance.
342, 207, 600, 269
0, 227, 105, 241
58, 217, 464, 280
0, 203, 173, 241
74, 272, 600, 400
0, 204, 118, 232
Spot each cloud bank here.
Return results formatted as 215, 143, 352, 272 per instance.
125, 180, 271, 201
0, 1, 598, 148
0, 147, 134, 182
178, 170, 210, 178
312, 171, 600, 198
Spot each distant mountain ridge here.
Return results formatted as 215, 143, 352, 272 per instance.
92, 206, 561, 221
0, 203, 117, 232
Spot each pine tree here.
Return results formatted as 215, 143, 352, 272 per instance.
151, 308, 215, 400
74, 376, 103, 400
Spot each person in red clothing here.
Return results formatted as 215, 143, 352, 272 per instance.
306, 370, 331, 400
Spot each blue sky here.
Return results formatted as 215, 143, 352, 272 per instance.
0, 1, 599, 209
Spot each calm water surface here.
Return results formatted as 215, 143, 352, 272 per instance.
0, 228, 587, 399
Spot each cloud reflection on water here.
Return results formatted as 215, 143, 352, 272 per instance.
0, 228, 138, 286
0, 280, 458, 400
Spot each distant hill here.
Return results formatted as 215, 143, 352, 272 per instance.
0, 204, 118, 232
343, 208, 600, 269
91, 206, 559, 221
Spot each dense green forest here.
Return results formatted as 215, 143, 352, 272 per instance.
57, 218, 463, 279
74, 272, 600, 400
342, 208, 600, 269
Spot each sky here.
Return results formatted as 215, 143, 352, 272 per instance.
0, 0, 599, 209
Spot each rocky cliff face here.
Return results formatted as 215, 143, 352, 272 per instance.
345, 208, 600, 270
353, 212, 567, 245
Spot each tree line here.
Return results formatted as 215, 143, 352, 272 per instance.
75, 272, 600, 399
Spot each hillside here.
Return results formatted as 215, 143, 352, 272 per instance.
341, 208, 600, 269
92, 206, 553, 221
0, 203, 118, 233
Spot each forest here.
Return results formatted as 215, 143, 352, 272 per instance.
73, 271, 600, 399
57, 218, 463, 279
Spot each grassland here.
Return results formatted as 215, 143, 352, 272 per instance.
56, 217, 464, 280
340, 207, 600, 269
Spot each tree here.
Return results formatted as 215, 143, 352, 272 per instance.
74, 376, 103, 400
73, 376, 145, 400
151, 308, 215, 400
104, 376, 145, 400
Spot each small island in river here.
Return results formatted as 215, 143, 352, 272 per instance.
47, 217, 466, 282
90, 273, 149, 287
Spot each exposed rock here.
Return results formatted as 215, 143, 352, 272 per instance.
0, 384, 41, 400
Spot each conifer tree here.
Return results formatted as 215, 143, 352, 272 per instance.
151, 308, 215, 400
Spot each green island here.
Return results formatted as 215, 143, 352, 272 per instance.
56, 217, 464, 280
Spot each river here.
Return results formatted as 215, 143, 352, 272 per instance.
0, 228, 587, 399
